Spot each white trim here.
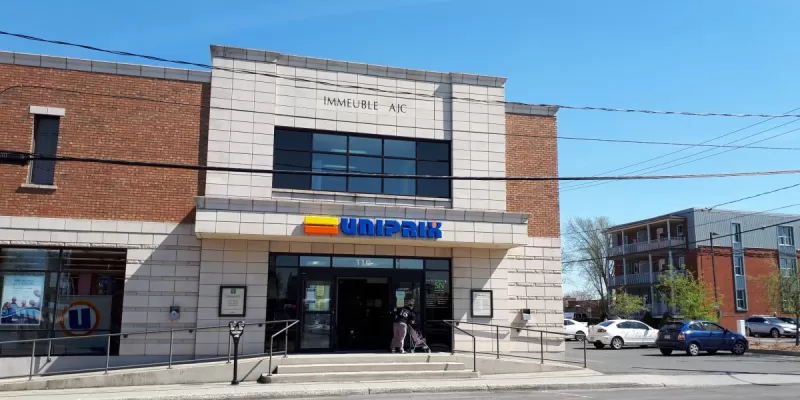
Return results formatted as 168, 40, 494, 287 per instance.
30, 106, 65, 116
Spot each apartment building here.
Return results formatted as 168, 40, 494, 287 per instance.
0, 45, 563, 376
607, 208, 800, 328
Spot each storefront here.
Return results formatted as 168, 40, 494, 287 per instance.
266, 253, 451, 353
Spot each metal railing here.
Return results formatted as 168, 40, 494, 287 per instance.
0, 319, 298, 380
441, 320, 587, 369
609, 237, 686, 256
267, 320, 299, 377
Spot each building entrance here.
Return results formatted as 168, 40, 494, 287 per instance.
266, 254, 452, 354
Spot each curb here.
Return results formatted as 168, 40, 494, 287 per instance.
749, 348, 800, 357
106, 382, 661, 400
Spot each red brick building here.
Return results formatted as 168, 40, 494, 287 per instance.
606, 208, 800, 329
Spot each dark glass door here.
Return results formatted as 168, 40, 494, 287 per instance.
299, 276, 334, 351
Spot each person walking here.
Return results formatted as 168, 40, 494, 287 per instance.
391, 299, 416, 354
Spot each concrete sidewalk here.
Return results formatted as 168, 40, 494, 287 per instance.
8, 369, 800, 400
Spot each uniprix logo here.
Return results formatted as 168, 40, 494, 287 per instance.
303, 216, 442, 239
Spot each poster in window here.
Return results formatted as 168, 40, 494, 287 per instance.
470, 289, 493, 318
219, 286, 247, 317
1, 275, 45, 325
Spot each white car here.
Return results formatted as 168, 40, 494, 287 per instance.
588, 319, 658, 349
563, 319, 588, 341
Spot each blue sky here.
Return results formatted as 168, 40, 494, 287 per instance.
3, 1, 799, 292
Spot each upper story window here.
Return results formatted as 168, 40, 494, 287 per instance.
732, 223, 742, 243
30, 115, 61, 186
272, 128, 451, 198
778, 226, 794, 247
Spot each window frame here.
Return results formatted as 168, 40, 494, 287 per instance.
778, 226, 794, 247
29, 115, 61, 186
272, 127, 452, 198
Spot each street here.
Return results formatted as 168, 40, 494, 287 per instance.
308, 385, 800, 399
565, 341, 800, 375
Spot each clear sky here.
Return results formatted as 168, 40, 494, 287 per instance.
3, 1, 799, 292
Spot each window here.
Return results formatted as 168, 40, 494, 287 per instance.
702, 322, 724, 332
778, 226, 794, 246
630, 321, 649, 330
732, 223, 742, 243
272, 128, 451, 198
677, 224, 684, 237
688, 323, 703, 331
564, 320, 573, 326
677, 256, 685, 268
29, 116, 61, 186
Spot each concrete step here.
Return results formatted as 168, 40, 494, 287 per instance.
277, 361, 465, 374
259, 369, 479, 384
277, 353, 457, 366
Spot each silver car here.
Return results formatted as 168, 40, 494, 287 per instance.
745, 316, 798, 338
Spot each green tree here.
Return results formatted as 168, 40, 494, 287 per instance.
611, 291, 646, 319
658, 267, 719, 321
761, 266, 800, 346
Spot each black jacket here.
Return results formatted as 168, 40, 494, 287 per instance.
394, 306, 415, 324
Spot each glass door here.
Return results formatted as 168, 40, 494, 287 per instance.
300, 277, 334, 351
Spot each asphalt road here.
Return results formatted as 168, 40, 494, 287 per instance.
307, 385, 800, 399
564, 341, 800, 375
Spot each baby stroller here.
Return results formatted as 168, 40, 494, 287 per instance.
408, 327, 431, 353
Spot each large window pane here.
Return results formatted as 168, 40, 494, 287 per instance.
274, 130, 311, 151
349, 136, 382, 156
313, 133, 347, 153
30, 116, 60, 186
332, 257, 394, 269
274, 150, 312, 190
266, 267, 299, 352
397, 259, 423, 270
418, 160, 451, 198
312, 153, 347, 191
299, 256, 331, 267
417, 141, 450, 161
384, 158, 416, 196
349, 156, 382, 193
384, 139, 416, 158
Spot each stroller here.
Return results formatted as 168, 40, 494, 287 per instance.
407, 327, 431, 353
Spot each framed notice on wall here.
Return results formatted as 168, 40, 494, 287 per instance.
219, 286, 247, 317
470, 289, 493, 318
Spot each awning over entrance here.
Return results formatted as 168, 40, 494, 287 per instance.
194, 197, 531, 249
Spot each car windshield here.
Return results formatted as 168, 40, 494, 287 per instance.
598, 321, 615, 327
765, 317, 785, 324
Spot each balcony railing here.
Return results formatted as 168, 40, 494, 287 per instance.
608, 237, 686, 257
609, 269, 687, 287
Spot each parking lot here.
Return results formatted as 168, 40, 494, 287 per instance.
564, 341, 800, 375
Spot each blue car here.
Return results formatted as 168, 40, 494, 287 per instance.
655, 320, 748, 356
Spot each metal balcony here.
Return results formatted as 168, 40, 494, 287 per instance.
608, 237, 686, 257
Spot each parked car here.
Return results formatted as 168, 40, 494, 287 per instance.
656, 320, 748, 356
564, 319, 588, 341
745, 316, 798, 338
588, 319, 658, 349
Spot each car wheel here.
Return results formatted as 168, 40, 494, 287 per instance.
746, 328, 752, 337
707, 350, 718, 355
659, 348, 673, 356
610, 336, 624, 350
593, 342, 605, 349
575, 331, 586, 342
770, 328, 780, 338
732, 341, 747, 355
686, 342, 700, 356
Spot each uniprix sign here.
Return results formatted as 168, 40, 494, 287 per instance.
303, 216, 442, 239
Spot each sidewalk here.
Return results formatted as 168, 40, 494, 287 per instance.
8, 369, 800, 400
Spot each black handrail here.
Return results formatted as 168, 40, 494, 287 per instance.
442, 321, 477, 373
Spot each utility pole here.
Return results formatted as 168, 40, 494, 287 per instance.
710, 232, 720, 320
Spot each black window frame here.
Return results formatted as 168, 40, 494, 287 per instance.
272, 127, 452, 199
29, 115, 61, 186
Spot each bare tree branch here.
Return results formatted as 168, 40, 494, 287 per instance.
562, 216, 612, 312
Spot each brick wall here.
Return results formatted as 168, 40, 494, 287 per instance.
505, 113, 559, 237
0, 64, 209, 223
692, 247, 784, 329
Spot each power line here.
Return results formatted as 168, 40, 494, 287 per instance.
4, 30, 800, 119
564, 215, 800, 266
562, 118, 800, 192
5, 151, 800, 181
708, 182, 800, 209
5, 84, 800, 155
559, 106, 800, 190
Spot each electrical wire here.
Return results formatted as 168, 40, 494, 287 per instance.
4, 84, 800, 154
3, 30, 800, 119
559, 106, 800, 190
564, 215, 800, 266
562, 119, 800, 192
5, 151, 800, 181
